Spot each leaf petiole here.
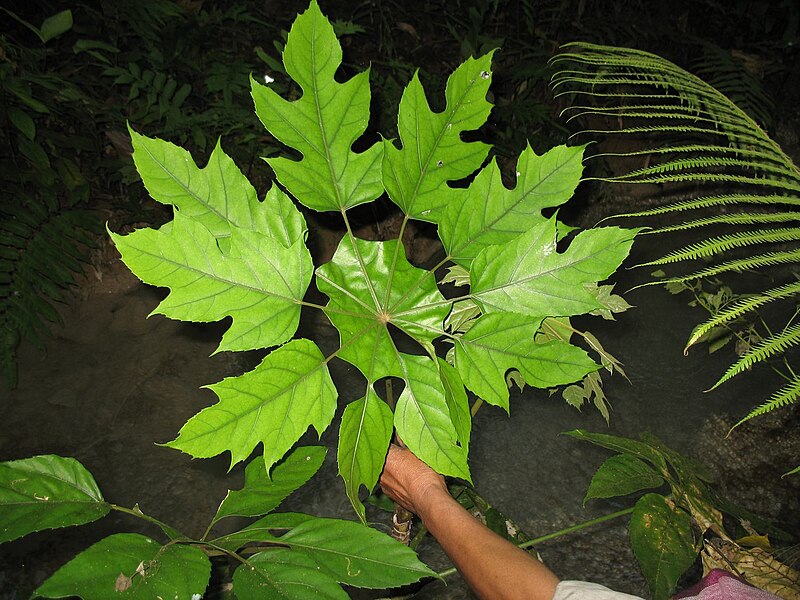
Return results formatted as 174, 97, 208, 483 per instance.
108, 503, 187, 541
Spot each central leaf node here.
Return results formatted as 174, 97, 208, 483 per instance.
316, 236, 449, 381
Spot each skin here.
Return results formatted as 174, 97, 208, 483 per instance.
380, 444, 560, 600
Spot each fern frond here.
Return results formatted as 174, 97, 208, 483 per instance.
664, 250, 800, 284
686, 280, 800, 350
562, 101, 747, 124
689, 42, 774, 128
557, 85, 771, 133
612, 157, 799, 183
0, 206, 97, 388
647, 212, 800, 235
712, 324, 800, 389
590, 145, 793, 171
573, 125, 774, 153
588, 172, 799, 193
551, 43, 795, 165
610, 194, 800, 220
551, 42, 800, 448
640, 228, 800, 266
730, 377, 800, 431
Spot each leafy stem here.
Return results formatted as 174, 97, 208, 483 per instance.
108, 503, 187, 541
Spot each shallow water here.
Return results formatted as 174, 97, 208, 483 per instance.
1, 233, 798, 599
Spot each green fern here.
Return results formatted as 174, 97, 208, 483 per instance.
689, 42, 774, 129
661, 249, 800, 284
652, 212, 800, 234
0, 204, 97, 388
639, 229, 800, 266
712, 323, 800, 390
550, 42, 800, 468
686, 280, 800, 349
612, 194, 800, 218
731, 377, 800, 430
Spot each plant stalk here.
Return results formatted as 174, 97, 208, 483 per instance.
109, 503, 187, 540
386, 378, 414, 545
436, 507, 634, 579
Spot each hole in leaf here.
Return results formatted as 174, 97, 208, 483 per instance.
373, 376, 405, 405
386, 321, 425, 355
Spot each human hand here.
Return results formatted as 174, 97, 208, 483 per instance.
380, 444, 449, 516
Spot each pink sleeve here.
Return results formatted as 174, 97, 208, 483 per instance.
673, 569, 781, 600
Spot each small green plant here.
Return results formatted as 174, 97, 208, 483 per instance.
0, 449, 434, 597
569, 430, 800, 600
111, 0, 636, 522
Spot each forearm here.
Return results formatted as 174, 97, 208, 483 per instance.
417, 489, 559, 600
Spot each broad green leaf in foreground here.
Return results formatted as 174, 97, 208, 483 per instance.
111, 212, 313, 352
234, 548, 349, 600
455, 313, 599, 410
394, 354, 470, 480
213, 446, 327, 524
439, 144, 585, 266
280, 517, 437, 588
583, 454, 665, 506
471, 218, 637, 318
316, 236, 449, 381
251, 0, 383, 212
630, 493, 697, 600
129, 130, 306, 245
35, 533, 210, 600
0, 455, 109, 543
383, 52, 494, 221
166, 339, 337, 472
337, 390, 393, 523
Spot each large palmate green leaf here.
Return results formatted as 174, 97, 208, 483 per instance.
0, 455, 109, 543
455, 313, 599, 410
213, 446, 327, 524
166, 339, 337, 472
109, 0, 638, 532
383, 52, 494, 221
280, 517, 437, 588
35, 533, 211, 600
251, 0, 383, 212
471, 218, 636, 317
337, 390, 393, 523
111, 212, 313, 352
439, 144, 585, 266
316, 236, 449, 381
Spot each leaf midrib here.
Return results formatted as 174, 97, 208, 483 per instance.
131, 240, 302, 306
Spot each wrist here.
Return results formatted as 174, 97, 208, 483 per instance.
414, 483, 457, 525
